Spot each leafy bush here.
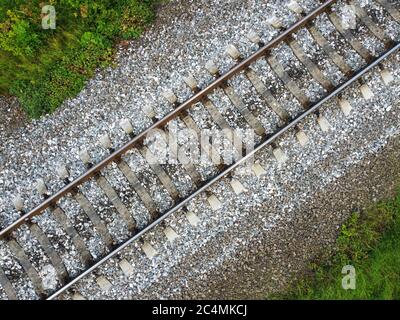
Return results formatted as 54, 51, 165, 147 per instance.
0, 0, 159, 118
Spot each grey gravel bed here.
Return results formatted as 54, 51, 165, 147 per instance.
59, 53, 400, 299
0, 0, 326, 223
58, 196, 106, 260
0, 0, 398, 299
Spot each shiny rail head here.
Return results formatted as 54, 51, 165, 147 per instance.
48, 43, 400, 300
0, 0, 348, 247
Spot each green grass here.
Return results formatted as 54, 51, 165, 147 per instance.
277, 188, 400, 300
0, 0, 160, 118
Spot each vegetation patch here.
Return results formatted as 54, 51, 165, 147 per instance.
0, 0, 160, 118
276, 188, 400, 300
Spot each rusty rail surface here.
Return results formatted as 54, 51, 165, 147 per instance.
0, 0, 337, 239
48, 43, 400, 300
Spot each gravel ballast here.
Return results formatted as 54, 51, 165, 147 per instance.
58, 56, 400, 299
0, 0, 399, 299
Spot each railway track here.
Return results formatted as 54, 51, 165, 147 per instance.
0, 0, 399, 300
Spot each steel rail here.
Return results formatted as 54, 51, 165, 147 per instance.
0, 0, 337, 239
48, 42, 400, 300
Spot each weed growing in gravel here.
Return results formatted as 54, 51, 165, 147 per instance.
0, 0, 160, 118
276, 188, 400, 300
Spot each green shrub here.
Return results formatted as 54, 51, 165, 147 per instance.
0, 0, 159, 118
